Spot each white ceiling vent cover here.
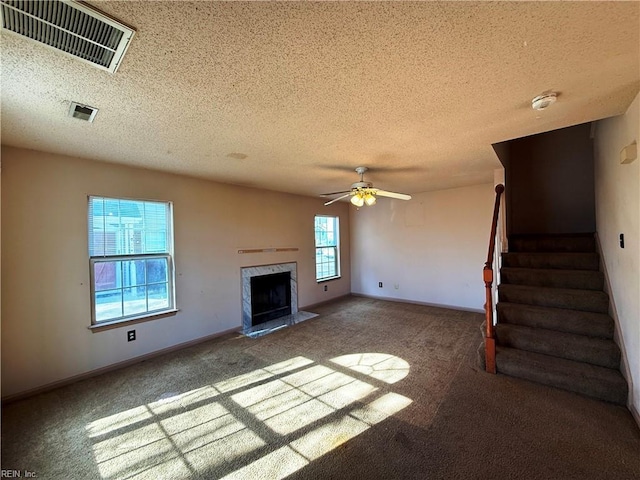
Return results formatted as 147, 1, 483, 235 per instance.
69, 102, 98, 122
0, 0, 135, 73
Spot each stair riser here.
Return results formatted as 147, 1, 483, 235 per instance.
497, 304, 614, 339
495, 325, 620, 369
510, 236, 596, 253
502, 253, 599, 271
501, 269, 604, 291
499, 287, 609, 313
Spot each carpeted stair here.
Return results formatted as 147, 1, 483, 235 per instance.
492, 234, 628, 405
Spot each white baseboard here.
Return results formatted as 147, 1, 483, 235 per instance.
300, 294, 352, 312
350, 292, 484, 314
1, 326, 241, 404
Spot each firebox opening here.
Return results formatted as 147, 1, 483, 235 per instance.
250, 272, 292, 326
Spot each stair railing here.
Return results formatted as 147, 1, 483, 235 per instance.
484, 184, 505, 374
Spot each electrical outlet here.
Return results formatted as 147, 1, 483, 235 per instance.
378, 282, 383, 288
324, 285, 328, 291
127, 330, 136, 342
394, 283, 399, 290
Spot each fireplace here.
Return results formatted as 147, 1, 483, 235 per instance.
250, 272, 292, 326
241, 262, 298, 333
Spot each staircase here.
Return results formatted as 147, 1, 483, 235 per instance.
492, 233, 628, 405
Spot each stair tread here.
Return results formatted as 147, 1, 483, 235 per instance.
503, 252, 599, 258
500, 283, 608, 297
502, 252, 599, 271
497, 302, 614, 338
496, 346, 627, 404
503, 252, 598, 256
501, 266, 602, 276
499, 283, 609, 313
510, 233, 595, 237
509, 234, 596, 253
495, 323, 620, 368
501, 267, 603, 290
496, 323, 618, 349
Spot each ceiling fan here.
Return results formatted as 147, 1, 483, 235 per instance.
321, 167, 412, 207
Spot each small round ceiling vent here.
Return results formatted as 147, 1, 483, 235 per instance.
531, 92, 557, 110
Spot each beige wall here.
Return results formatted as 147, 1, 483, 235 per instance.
1, 146, 351, 398
350, 183, 495, 311
594, 92, 640, 416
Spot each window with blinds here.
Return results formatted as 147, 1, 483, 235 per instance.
314, 215, 340, 281
88, 196, 175, 324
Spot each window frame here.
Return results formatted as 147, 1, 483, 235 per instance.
314, 215, 340, 282
88, 196, 176, 328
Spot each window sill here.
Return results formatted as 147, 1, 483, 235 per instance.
317, 276, 341, 284
89, 309, 179, 333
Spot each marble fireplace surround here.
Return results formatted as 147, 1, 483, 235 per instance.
241, 262, 298, 333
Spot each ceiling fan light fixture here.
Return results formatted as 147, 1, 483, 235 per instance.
351, 193, 365, 207
322, 167, 411, 207
364, 192, 377, 206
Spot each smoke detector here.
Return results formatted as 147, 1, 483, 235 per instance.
532, 92, 557, 110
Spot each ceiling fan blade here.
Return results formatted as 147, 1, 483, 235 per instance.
324, 193, 352, 206
320, 190, 351, 197
375, 190, 412, 201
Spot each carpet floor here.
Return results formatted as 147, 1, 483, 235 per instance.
2, 296, 639, 479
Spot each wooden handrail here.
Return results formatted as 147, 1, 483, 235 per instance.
484, 184, 505, 374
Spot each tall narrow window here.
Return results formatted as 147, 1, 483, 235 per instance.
314, 215, 340, 281
88, 196, 175, 324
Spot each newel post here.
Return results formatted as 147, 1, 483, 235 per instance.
484, 263, 496, 373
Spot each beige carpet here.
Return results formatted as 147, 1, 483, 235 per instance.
2, 296, 639, 479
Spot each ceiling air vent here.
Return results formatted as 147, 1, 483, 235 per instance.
0, 0, 135, 73
69, 102, 98, 122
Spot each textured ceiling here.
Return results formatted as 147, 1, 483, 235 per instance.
1, 1, 639, 198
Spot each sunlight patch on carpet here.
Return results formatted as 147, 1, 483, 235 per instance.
351, 392, 414, 425
220, 445, 308, 480
87, 405, 153, 439
213, 355, 313, 393
148, 386, 220, 415
289, 415, 370, 460
87, 354, 411, 479
331, 353, 410, 384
